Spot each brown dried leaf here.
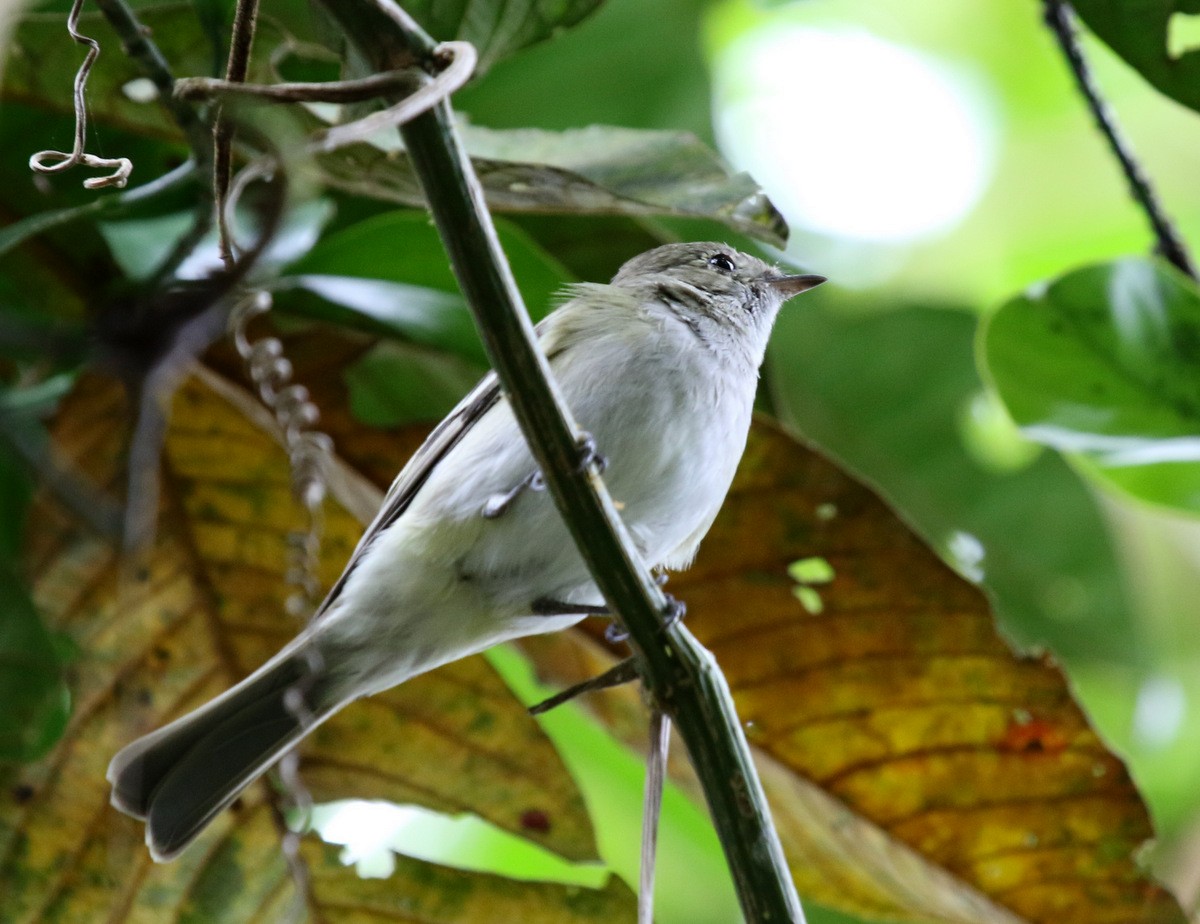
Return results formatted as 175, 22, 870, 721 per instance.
0, 370, 613, 922
540, 420, 1183, 923
213, 328, 1185, 921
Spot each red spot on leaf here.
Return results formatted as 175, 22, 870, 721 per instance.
520, 809, 551, 833
1000, 715, 1068, 754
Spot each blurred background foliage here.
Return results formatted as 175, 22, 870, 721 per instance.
2, 0, 1200, 921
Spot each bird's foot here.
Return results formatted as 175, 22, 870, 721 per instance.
661, 592, 686, 630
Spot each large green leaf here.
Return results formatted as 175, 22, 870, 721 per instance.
982, 258, 1200, 512
1072, 0, 1200, 113
768, 295, 1139, 665
405, 0, 609, 73
280, 211, 572, 363
6, 7, 786, 246
317, 122, 788, 247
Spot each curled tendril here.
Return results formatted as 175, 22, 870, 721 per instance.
230, 290, 332, 620
28, 0, 132, 190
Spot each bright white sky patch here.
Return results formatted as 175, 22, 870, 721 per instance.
1132, 675, 1186, 749
713, 26, 996, 243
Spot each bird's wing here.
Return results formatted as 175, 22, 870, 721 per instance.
313, 370, 502, 620
310, 299, 600, 621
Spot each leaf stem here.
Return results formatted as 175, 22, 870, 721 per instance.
1042, 0, 1196, 278
315, 2, 806, 920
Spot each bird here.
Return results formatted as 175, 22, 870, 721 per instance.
107, 241, 825, 861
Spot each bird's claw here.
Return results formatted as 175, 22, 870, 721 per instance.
605, 621, 629, 644
661, 593, 686, 630
482, 470, 545, 519
576, 432, 608, 474
604, 593, 684, 643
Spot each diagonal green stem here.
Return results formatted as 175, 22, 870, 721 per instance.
314, 2, 805, 920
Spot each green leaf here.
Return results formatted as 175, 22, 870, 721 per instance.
982, 258, 1200, 512
1072, 0, 1200, 113
344, 341, 483, 428
316, 123, 788, 247
768, 295, 1140, 665
404, 0, 609, 73
281, 211, 572, 363
8, 8, 784, 245
0, 561, 69, 762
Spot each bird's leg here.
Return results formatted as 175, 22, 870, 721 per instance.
528, 657, 639, 715
530, 597, 610, 617
481, 470, 546, 519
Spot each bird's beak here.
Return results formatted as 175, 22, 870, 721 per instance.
767, 273, 827, 297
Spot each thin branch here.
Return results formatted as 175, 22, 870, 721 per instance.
91, 0, 217, 281
176, 71, 418, 104
214, 0, 261, 267
176, 42, 476, 156
314, 2, 806, 920
1043, 0, 1197, 278
91, 0, 211, 157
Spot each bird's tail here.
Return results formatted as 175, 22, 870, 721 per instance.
107, 641, 339, 861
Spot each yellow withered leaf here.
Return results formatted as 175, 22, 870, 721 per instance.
0, 369, 617, 923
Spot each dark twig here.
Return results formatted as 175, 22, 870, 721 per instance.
176, 71, 417, 104
90, 0, 210, 156
1043, 0, 1197, 278
176, 42, 476, 156
316, 2, 805, 920
214, 0, 261, 268
109, 165, 288, 552
90, 0, 216, 282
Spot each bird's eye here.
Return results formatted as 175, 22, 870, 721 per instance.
708, 253, 736, 273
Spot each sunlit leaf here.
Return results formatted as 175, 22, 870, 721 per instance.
404, 0, 609, 74
1071, 0, 1200, 114
0, 370, 610, 921
983, 258, 1200, 512
299, 838, 634, 922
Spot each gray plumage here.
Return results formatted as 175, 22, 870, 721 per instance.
106, 242, 824, 860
